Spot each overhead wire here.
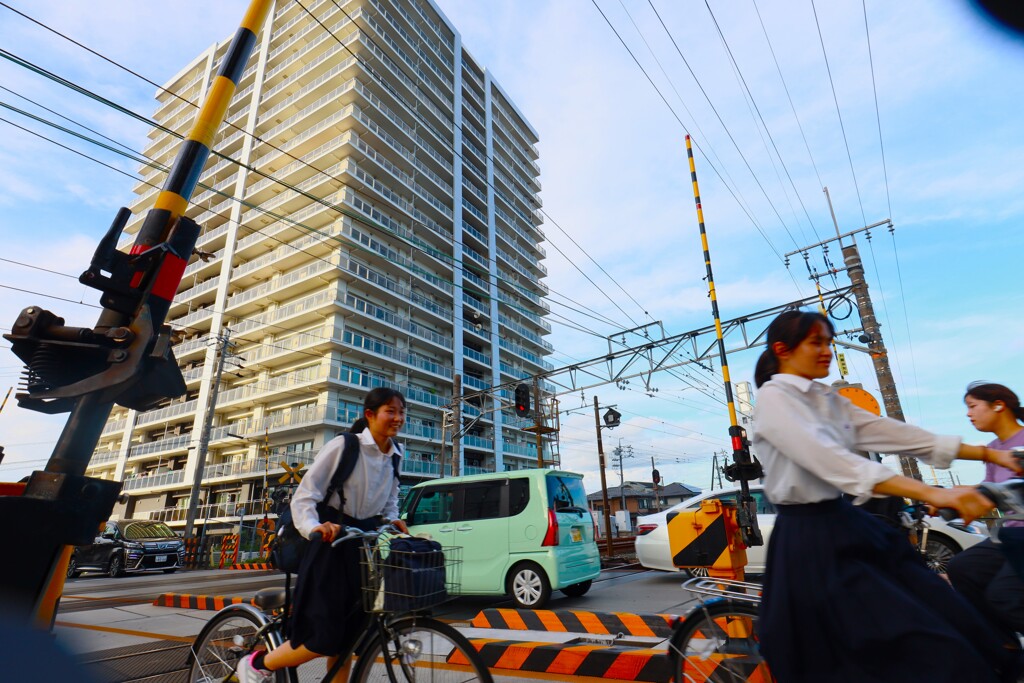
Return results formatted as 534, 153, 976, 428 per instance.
641, 0, 802, 251
703, 0, 823, 245
0, 5, 639, 340
586, 0, 790, 268
861, 0, 922, 420
312, 0, 653, 328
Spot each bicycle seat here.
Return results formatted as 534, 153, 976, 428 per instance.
254, 587, 287, 611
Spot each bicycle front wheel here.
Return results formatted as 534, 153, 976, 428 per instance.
351, 616, 492, 683
668, 600, 773, 683
188, 605, 292, 683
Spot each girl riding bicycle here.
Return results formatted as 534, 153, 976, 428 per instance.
948, 383, 1024, 653
752, 310, 1022, 682
238, 387, 408, 683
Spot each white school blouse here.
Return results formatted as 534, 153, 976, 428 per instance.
752, 374, 961, 505
291, 429, 402, 539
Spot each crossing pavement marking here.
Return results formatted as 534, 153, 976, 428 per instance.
54, 620, 194, 643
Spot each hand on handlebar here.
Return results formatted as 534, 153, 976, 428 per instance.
927, 486, 996, 524
310, 522, 342, 543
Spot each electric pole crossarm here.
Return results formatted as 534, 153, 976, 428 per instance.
783, 219, 892, 258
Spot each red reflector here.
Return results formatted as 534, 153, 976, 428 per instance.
731, 436, 743, 450
636, 524, 658, 536
541, 508, 559, 546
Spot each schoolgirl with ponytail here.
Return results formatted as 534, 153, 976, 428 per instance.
751, 310, 1023, 682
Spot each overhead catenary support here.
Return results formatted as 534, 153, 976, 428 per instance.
685, 135, 763, 548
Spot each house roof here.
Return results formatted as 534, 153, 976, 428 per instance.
586, 481, 700, 501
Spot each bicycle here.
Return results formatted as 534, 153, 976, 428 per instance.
665, 479, 1024, 683
666, 576, 772, 683
187, 524, 493, 683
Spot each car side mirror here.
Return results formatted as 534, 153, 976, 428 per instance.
101, 532, 115, 540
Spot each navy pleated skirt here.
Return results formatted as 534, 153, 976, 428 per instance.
760, 497, 1018, 683
289, 516, 377, 657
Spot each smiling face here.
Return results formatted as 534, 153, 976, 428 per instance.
775, 321, 833, 380
965, 395, 1001, 433
365, 396, 406, 441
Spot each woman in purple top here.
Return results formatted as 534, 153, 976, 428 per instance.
948, 383, 1024, 647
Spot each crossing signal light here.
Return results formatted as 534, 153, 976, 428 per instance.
514, 383, 531, 417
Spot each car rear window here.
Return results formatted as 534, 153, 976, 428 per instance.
121, 521, 176, 540
546, 475, 588, 513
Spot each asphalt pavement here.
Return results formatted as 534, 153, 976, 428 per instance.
48, 566, 696, 682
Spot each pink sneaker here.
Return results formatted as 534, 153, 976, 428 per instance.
236, 652, 274, 683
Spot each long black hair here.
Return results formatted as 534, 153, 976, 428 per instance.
349, 387, 407, 433
754, 310, 835, 387
965, 382, 1024, 421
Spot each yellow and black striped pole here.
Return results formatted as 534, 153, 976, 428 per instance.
685, 135, 763, 547
127, 0, 273, 327
12, 0, 273, 629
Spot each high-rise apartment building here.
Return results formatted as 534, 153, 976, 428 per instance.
87, 0, 551, 529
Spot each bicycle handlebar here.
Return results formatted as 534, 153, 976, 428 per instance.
305, 523, 400, 548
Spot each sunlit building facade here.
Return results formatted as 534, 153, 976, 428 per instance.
87, 0, 551, 529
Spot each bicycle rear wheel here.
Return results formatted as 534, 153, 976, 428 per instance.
351, 616, 492, 683
188, 605, 292, 683
668, 600, 773, 683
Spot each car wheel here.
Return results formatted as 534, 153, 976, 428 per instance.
922, 534, 959, 573
66, 556, 80, 579
108, 553, 126, 578
507, 562, 551, 609
561, 580, 592, 598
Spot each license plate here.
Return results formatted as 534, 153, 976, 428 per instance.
155, 555, 167, 563
570, 528, 582, 543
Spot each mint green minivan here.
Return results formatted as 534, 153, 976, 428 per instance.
401, 469, 601, 609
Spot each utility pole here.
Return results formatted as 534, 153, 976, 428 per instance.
786, 188, 920, 480
533, 377, 544, 468
438, 409, 450, 479
593, 397, 614, 557
451, 374, 461, 477
184, 328, 233, 538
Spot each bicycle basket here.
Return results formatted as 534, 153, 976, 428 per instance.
361, 536, 461, 613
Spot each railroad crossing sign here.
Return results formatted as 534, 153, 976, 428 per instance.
278, 461, 305, 485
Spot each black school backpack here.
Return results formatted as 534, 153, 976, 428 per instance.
271, 433, 400, 573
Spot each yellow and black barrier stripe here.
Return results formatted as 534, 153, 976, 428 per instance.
448, 639, 670, 682
228, 562, 274, 570
471, 609, 676, 638
153, 592, 255, 611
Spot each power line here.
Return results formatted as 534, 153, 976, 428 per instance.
810, 0, 867, 228
587, 0, 789, 266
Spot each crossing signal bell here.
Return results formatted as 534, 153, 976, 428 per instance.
514, 383, 531, 417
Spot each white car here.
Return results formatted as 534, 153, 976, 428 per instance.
634, 486, 987, 575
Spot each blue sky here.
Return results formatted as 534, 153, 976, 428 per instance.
1, 0, 1022, 494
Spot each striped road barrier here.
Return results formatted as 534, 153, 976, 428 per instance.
471, 608, 676, 638
153, 592, 255, 611
450, 639, 670, 682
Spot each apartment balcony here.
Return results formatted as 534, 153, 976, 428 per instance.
128, 433, 192, 459
238, 325, 335, 369
231, 289, 338, 338
341, 329, 453, 381
499, 313, 553, 353
499, 337, 553, 372
102, 418, 128, 436
122, 469, 187, 492
463, 347, 492, 367
89, 450, 122, 467
463, 434, 494, 451
135, 399, 198, 428
203, 450, 317, 482
226, 259, 337, 318
342, 293, 452, 351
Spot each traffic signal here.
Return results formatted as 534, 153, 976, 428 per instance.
514, 383, 531, 417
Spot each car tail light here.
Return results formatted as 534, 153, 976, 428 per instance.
636, 524, 658, 536
542, 508, 559, 546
